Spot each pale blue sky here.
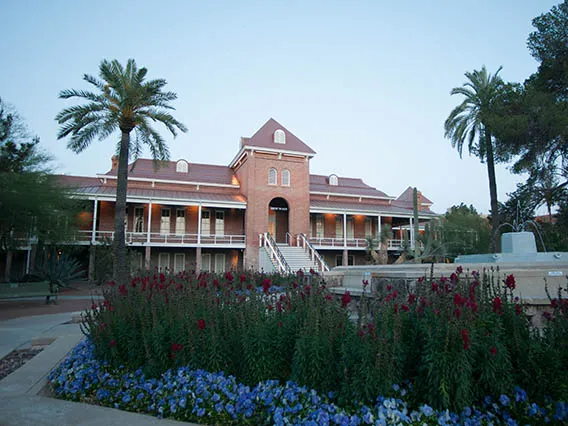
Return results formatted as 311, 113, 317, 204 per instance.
0, 0, 558, 214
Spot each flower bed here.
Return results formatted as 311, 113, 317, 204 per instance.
49, 268, 568, 424
49, 340, 567, 425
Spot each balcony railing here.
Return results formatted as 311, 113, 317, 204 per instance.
65, 230, 246, 246
309, 237, 406, 250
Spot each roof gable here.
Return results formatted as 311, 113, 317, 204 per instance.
244, 118, 316, 155
310, 174, 391, 199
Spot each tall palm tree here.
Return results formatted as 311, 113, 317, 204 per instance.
444, 66, 505, 252
56, 59, 187, 283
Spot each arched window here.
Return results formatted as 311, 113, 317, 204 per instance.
274, 129, 286, 144
329, 174, 338, 186
176, 160, 188, 173
268, 168, 277, 185
282, 169, 290, 186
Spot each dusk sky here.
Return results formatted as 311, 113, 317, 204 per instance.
1, 1, 558, 215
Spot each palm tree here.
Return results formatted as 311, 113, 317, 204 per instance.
444, 66, 505, 252
56, 59, 187, 283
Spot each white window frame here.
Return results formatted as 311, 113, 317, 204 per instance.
201, 210, 211, 236
176, 160, 188, 173
201, 253, 211, 272
134, 207, 144, 233
329, 175, 338, 186
347, 217, 354, 239
175, 208, 186, 236
174, 253, 185, 274
274, 129, 286, 144
160, 208, 171, 235
158, 253, 170, 271
281, 169, 290, 186
214, 253, 226, 273
336, 216, 343, 239
316, 214, 324, 238
268, 168, 277, 185
365, 217, 372, 238
215, 211, 225, 236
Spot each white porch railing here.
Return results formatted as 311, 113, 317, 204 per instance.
309, 237, 406, 250
67, 230, 246, 246
297, 233, 330, 273
259, 233, 291, 275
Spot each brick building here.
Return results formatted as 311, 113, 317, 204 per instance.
57, 118, 437, 275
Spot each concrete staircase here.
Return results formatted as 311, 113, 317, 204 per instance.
276, 245, 322, 273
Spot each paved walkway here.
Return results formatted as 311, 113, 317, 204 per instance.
0, 282, 199, 425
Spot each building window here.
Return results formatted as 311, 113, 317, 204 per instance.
347, 217, 354, 239
316, 214, 324, 238
268, 168, 277, 185
215, 211, 225, 236
202, 253, 211, 272
281, 169, 290, 186
336, 216, 343, 239
329, 174, 338, 186
214, 253, 226, 273
365, 217, 373, 238
134, 207, 144, 233
201, 210, 211, 236
176, 160, 188, 173
274, 129, 286, 144
335, 255, 354, 266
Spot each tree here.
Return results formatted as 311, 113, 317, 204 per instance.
440, 204, 491, 260
444, 66, 509, 252
56, 59, 187, 284
0, 99, 77, 281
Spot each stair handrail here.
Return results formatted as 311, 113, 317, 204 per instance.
260, 232, 292, 275
297, 233, 330, 273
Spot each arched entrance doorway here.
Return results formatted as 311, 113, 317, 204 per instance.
268, 197, 289, 243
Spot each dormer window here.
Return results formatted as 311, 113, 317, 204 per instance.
274, 129, 286, 144
176, 160, 188, 173
329, 174, 338, 186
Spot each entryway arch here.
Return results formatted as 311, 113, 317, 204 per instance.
268, 197, 289, 243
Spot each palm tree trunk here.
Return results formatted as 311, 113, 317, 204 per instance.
113, 131, 130, 284
484, 128, 500, 253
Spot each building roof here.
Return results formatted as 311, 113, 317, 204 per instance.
56, 175, 246, 206
309, 199, 438, 218
242, 118, 316, 155
103, 159, 238, 186
394, 186, 433, 205
310, 174, 391, 199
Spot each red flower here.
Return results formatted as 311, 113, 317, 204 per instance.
490, 346, 497, 357
454, 293, 466, 307
450, 272, 458, 283
493, 297, 503, 315
341, 291, 352, 308
417, 276, 424, 284
401, 304, 409, 312
543, 311, 553, 321
408, 293, 416, 304
278, 321, 283, 328
197, 319, 206, 330
454, 307, 461, 319
456, 266, 463, 275
431, 282, 439, 293
515, 304, 523, 315
225, 271, 234, 282
504, 274, 516, 290
118, 284, 128, 296
325, 294, 333, 301
240, 274, 247, 283
461, 329, 470, 350
109, 339, 116, 347
262, 278, 271, 294
171, 343, 184, 352
304, 285, 311, 295
108, 280, 116, 287
362, 279, 369, 289
91, 303, 98, 310
213, 279, 220, 288
386, 284, 393, 291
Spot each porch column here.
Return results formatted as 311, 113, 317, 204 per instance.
25, 248, 31, 274
196, 247, 202, 275
377, 215, 381, 241
145, 246, 151, 270
197, 204, 202, 244
342, 249, 348, 267
146, 201, 152, 243
343, 212, 347, 248
91, 198, 98, 243
88, 245, 96, 283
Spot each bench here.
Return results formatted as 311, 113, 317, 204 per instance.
0, 281, 59, 304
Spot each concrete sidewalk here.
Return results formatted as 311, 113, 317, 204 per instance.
0, 312, 198, 426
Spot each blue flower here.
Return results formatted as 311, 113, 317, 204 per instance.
420, 404, 434, 417
499, 394, 511, 407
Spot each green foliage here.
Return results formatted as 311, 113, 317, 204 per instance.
56, 58, 187, 284
0, 99, 79, 252
34, 248, 85, 288
441, 204, 491, 260
82, 269, 568, 413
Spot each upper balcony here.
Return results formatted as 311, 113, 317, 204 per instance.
64, 230, 246, 248
309, 237, 405, 251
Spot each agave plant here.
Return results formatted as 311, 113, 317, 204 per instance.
35, 249, 85, 292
